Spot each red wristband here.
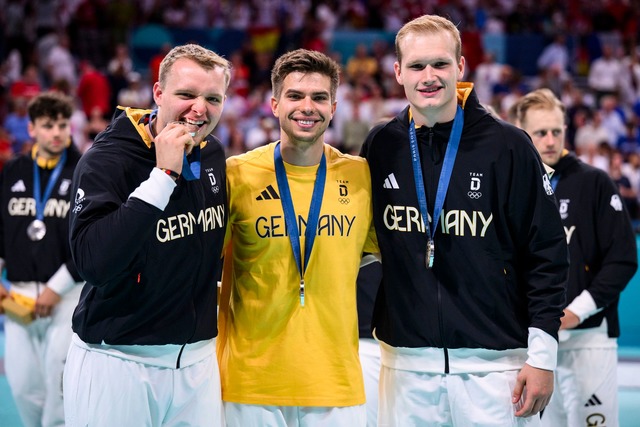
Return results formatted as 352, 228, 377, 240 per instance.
160, 168, 180, 180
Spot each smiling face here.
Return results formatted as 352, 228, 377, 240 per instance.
153, 58, 227, 143
271, 71, 336, 151
395, 31, 464, 127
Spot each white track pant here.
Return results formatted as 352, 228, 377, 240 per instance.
378, 366, 541, 427
224, 402, 366, 427
63, 339, 223, 427
4, 285, 81, 427
360, 338, 381, 427
540, 347, 618, 427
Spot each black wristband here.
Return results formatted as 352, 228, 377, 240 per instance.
160, 168, 180, 180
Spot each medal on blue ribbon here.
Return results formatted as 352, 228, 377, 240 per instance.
29, 150, 67, 241
408, 105, 464, 269
274, 142, 327, 307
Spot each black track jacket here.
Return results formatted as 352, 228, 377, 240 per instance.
69, 108, 227, 346
0, 144, 83, 283
360, 85, 568, 353
552, 153, 637, 337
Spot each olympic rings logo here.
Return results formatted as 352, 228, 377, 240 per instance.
467, 191, 482, 199
339, 198, 350, 204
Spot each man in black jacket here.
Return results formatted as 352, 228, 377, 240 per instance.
64, 44, 230, 427
0, 91, 84, 427
514, 88, 637, 427
360, 15, 568, 426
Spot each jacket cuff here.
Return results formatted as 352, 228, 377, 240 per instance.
526, 327, 557, 371
360, 253, 381, 267
47, 264, 83, 296
129, 167, 177, 210
566, 289, 601, 323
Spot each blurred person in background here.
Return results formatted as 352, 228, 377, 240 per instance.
588, 44, 623, 106
0, 91, 84, 427
472, 51, 504, 105
245, 114, 279, 150
44, 32, 77, 90
9, 65, 42, 102
341, 100, 370, 155
107, 43, 135, 112
117, 71, 153, 109
610, 150, 639, 220
536, 33, 570, 96
0, 127, 14, 170
3, 95, 32, 155
76, 60, 111, 120
514, 88, 638, 427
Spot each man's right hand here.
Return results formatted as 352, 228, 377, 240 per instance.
155, 121, 196, 172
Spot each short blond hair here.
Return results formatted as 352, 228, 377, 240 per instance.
395, 15, 462, 64
158, 44, 232, 91
514, 88, 566, 128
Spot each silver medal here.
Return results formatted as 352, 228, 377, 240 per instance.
27, 219, 47, 241
426, 239, 435, 269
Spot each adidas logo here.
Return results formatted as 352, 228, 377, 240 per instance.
256, 185, 280, 201
11, 180, 26, 192
584, 394, 602, 407
383, 173, 399, 189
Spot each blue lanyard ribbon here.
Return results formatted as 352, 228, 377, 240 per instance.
550, 174, 560, 191
408, 105, 464, 267
33, 149, 67, 221
181, 146, 201, 181
274, 142, 327, 306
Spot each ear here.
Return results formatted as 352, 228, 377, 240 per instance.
27, 121, 36, 139
152, 82, 163, 107
457, 56, 466, 81
270, 96, 279, 118
394, 61, 402, 85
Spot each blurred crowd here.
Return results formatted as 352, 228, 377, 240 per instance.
2, 0, 640, 221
